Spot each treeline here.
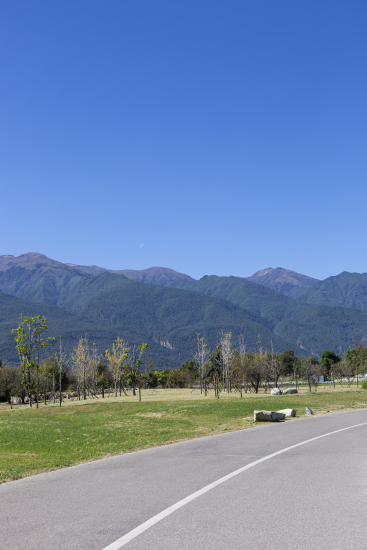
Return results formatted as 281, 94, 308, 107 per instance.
1, 313, 152, 406
157, 332, 367, 395
1, 317, 367, 405
1, 342, 366, 404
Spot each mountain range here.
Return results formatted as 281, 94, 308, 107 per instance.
1, 252, 367, 365
246, 267, 319, 296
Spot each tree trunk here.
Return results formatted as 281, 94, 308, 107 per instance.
356, 362, 359, 388
59, 365, 62, 407
36, 365, 39, 409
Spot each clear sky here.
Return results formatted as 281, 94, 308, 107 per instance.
1, 0, 366, 280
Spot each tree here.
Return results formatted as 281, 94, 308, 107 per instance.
267, 346, 282, 389
220, 331, 233, 393
320, 350, 341, 375
344, 341, 367, 387
0, 366, 19, 404
179, 360, 199, 388
56, 337, 68, 406
89, 342, 100, 397
96, 361, 110, 397
231, 334, 248, 396
279, 350, 298, 376
243, 353, 266, 394
124, 343, 148, 400
142, 359, 158, 388
353, 337, 366, 387
231, 350, 246, 397
105, 337, 128, 397
40, 356, 68, 403
195, 334, 208, 393
206, 346, 222, 379
71, 336, 90, 400
12, 314, 53, 407
301, 356, 320, 392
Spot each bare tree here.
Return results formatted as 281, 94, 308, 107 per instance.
105, 337, 128, 397
220, 331, 233, 393
237, 335, 248, 393
195, 333, 209, 394
57, 337, 68, 406
231, 351, 246, 397
124, 344, 148, 399
71, 336, 90, 400
89, 342, 100, 397
353, 336, 366, 387
243, 353, 266, 394
267, 343, 282, 389
301, 356, 319, 392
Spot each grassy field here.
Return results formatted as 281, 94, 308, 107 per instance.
1, 387, 367, 483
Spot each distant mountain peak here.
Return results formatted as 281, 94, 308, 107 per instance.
249, 267, 274, 277
0, 252, 67, 272
247, 267, 319, 297
1, 253, 195, 291
117, 266, 195, 286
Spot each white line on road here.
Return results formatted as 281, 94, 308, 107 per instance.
102, 420, 367, 549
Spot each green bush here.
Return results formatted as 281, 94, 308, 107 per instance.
361, 380, 367, 390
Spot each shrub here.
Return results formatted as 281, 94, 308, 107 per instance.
361, 380, 367, 390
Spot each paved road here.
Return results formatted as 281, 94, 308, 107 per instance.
1, 409, 367, 550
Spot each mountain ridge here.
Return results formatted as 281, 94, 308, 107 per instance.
296, 271, 367, 312
246, 267, 319, 297
2, 252, 367, 364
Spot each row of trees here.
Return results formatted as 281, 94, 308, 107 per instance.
174, 333, 367, 395
73, 335, 148, 401
1, 316, 367, 404
1, 314, 149, 406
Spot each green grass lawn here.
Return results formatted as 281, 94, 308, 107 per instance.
1, 389, 367, 483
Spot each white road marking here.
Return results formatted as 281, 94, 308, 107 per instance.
102, 421, 367, 549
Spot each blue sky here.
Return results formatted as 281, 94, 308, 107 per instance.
1, 0, 366, 280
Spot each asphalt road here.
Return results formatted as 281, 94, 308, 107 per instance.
1, 409, 367, 550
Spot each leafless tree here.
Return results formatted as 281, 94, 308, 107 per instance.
195, 333, 209, 394
220, 331, 233, 393
57, 337, 68, 406
243, 353, 267, 393
301, 356, 319, 392
89, 342, 100, 397
71, 336, 90, 400
105, 337, 128, 397
267, 343, 282, 389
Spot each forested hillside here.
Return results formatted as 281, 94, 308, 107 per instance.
0, 280, 297, 365
167, 274, 367, 356
0, 292, 174, 366
296, 272, 367, 312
